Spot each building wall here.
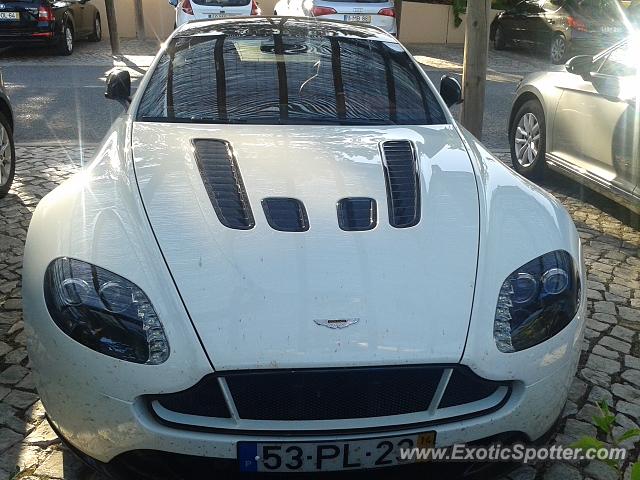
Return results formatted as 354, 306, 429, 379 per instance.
97, 0, 499, 44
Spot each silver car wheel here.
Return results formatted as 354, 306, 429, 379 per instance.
0, 124, 11, 187
65, 27, 73, 52
514, 112, 540, 168
550, 36, 565, 63
95, 18, 101, 38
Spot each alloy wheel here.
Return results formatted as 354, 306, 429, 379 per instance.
0, 124, 11, 187
550, 36, 565, 63
514, 112, 540, 168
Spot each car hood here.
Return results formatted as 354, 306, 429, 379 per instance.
132, 123, 480, 371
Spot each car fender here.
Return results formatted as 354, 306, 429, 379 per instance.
509, 73, 564, 154
58, 9, 75, 35
0, 89, 13, 130
22, 116, 213, 406
455, 124, 586, 386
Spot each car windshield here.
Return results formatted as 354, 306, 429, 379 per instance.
137, 29, 446, 125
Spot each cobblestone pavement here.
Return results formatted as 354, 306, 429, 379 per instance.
1, 144, 640, 480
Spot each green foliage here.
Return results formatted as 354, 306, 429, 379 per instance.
570, 400, 640, 477
452, 0, 466, 27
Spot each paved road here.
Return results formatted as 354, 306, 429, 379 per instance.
2, 65, 139, 145
0, 42, 555, 150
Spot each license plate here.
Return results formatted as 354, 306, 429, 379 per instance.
601, 26, 621, 34
0, 12, 19, 20
344, 14, 371, 23
238, 431, 436, 473
207, 13, 225, 18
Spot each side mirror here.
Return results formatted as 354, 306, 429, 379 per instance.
440, 75, 463, 108
565, 55, 593, 77
105, 70, 131, 107
168, 0, 178, 6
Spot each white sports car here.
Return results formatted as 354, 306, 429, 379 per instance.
23, 17, 585, 478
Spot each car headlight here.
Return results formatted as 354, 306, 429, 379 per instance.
494, 250, 580, 353
44, 257, 169, 364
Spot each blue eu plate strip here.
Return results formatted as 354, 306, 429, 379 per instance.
238, 443, 258, 472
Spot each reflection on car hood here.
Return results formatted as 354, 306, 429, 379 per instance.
132, 123, 480, 370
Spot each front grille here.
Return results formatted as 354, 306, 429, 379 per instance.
227, 366, 441, 420
381, 140, 421, 228
149, 366, 508, 426
192, 139, 254, 230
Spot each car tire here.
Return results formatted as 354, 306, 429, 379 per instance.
549, 33, 567, 64
0, 112, 15, 199
58, 23, 74, 56
494, 25, 506, 50
510, 99, 546, 179
89, 15, 101, 42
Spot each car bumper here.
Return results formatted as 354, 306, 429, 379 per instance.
568, 31, 626, 54
0, 32, 58, 46
54, 424, 555, 480
31, 316, 580, 470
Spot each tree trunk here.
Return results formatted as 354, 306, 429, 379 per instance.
134, 0, 146, 40
460, 0, 490, 139
104, 0, 119, 55
395, 0, 402, 38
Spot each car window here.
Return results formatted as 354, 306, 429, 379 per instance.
598, 42, 637, 77
137, 35, 446, 125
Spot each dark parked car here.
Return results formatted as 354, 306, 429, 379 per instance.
0, 71, 14, 198
490, 0, 626, 64
0, 0, 101, 55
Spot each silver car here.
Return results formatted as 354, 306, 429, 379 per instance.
509, 38, 639, 212
273, 0, 396, 36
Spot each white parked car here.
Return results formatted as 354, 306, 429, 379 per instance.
170, 0, 260, 27
273, 0, 396, 35
23, 17, 585, 478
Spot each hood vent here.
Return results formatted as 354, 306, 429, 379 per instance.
192, 139, 255, 230
337, 198, 377, 231
262, 198, 309, 232
380, 141, 421, 228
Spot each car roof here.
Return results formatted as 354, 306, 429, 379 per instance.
174, 16, 396, 42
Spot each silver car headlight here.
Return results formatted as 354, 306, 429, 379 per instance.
494, 250, 580, 353
44, 257, 169, 364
